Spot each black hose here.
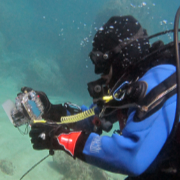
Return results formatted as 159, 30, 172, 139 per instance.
174, 7, 180, 133
169, 6, 180, 140
148, 29, 180, 40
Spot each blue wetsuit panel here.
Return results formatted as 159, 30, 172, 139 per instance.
82, 64, 177, 176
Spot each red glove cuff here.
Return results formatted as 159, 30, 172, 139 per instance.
57, 131, 82, 156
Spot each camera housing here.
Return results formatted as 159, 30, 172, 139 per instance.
11, 91, 44, 127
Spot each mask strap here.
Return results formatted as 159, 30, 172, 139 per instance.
112, 27, 148, 54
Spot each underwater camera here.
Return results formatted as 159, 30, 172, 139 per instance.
2, 90, 44, 128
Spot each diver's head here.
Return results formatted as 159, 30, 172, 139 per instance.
89, 15, 150, 86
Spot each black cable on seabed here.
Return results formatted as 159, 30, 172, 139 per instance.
20, 154, 50, 180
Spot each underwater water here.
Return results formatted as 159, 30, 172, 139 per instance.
0, 0, 179, 179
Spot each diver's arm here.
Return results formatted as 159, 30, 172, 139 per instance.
29, 94, 176, 175
76, 95, 176, 176
29, 96, 176, 176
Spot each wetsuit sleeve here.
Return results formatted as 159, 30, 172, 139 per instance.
75, 65, 177, 176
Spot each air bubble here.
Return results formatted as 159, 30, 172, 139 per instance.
130, 3, 135, 8
142, 2, 147, 6
99, 27, 104, 31
162, 20, 167, 24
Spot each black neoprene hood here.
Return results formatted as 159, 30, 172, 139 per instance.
90, 15, 150, 75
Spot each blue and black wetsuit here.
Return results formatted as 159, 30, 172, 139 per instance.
74, 64, 178, 178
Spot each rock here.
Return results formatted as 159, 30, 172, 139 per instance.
0, 159, 14, 176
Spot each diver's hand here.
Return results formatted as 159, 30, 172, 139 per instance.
29, 123, 86, 156
20, 87, 51, 113
20, 87, 67, 122
29, 123, 67, 150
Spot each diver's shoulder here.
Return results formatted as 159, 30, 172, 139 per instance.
149, 64, 176, 72
139, 64, 176, 94
141, 64, 175, 80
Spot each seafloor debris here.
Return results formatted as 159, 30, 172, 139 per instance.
53, 151, 111, 180
0, 159, 14, 176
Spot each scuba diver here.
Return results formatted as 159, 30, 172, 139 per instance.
15, 14, 180, 180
